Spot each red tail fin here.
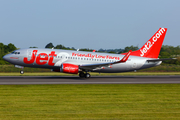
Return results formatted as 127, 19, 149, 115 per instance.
122, 28, 167, 58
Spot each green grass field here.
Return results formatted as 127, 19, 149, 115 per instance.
0, 72, 180, 76
0, 84, 180, 120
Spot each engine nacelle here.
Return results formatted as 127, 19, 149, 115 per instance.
60, 63, 79, 74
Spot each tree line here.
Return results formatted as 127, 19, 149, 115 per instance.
0, 42, 180, 65
0, 43, 17, 64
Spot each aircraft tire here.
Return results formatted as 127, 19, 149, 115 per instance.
85, 73, 91, 78
79, 72, 85, 78
20, 70, 24, 74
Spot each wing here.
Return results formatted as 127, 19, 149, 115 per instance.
79, 50, 132, 71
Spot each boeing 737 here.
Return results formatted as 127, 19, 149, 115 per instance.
3, 28, 172, 78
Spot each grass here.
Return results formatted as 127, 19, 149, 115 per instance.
0, 72, 180, 76
0, 65, 50, 72
0, 84, 180, 119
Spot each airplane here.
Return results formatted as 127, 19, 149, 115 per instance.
3, 28, 173, 78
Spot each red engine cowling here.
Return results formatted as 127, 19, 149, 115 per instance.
60, 63, 79, 74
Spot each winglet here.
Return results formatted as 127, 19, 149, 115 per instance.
117, 50, 132, 63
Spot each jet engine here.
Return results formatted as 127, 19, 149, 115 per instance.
60, 63, 79, 74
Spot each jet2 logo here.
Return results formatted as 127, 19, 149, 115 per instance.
140, 28, 166, 57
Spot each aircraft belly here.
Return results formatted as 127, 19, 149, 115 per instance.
139, 61, 161, 70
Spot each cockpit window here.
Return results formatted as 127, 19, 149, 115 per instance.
11, 51, 20, 54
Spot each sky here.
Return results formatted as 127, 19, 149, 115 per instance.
0, 0, 180, 50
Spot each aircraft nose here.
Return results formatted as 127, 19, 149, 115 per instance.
3, 55, 8, 61
3, 54, 11, 62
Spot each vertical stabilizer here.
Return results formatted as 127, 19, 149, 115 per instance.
122, 28, 167, 58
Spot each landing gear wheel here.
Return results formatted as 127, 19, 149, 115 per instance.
79, 72, 85, 78
20, 70, 24, 74
79, 72, 91, 78
85, 73, 91, 78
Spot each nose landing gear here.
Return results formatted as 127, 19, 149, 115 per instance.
14, 65, 24, 74
20, 70, 24, 74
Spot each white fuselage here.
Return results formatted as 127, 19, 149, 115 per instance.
3, 48, 161, 73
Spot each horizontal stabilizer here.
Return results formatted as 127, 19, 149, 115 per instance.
147, 58, 177, 62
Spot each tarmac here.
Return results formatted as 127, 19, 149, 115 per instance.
0, 76, 180, 85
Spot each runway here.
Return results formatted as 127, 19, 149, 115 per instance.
0, 76, 180, 84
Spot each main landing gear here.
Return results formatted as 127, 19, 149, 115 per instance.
79, 71, 91, 78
